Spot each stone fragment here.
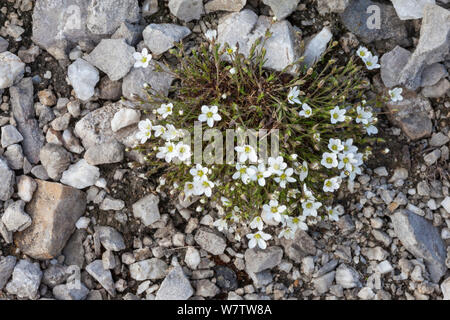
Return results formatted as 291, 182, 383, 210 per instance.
0, 51, 25, 89
0, 157, 15, 201
129, 258, 168, 281
262, 0, 300, 20
67, 59, 99, 101
40, 143, 72, 180
1, 125, 23, 148
1, 200, 32, 232
205, 0, 246, 13
156, 266, 194, 300
60, 159, 100, 189
143, 24, 191, 56
380, 46, 411, 88
303, 27, 333, 68
86, 260, 116, 297
0, 256, 16, 290
168, 0, 204, 22
96, 226, 126, 251
244, 247, 283, 273
194, 227, 227, 255
132, 194, 161, 226
6, 260, 42, 299
84, 141, 124, 165
111, 108, 141, 132
391, 0, 435, 20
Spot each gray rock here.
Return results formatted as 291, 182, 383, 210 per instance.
185, 246, 201, 270
111, 108, 141, 132
132, 194, 161, 226
67, 58, 99, 101
316, 0, 349, 15
129, 258, 168, 281
380, 46, 411, 88
217, 10, 300, 73
4, 144, 24, 170
196, 279, 220, 297
194, 227, 227, 255
391, 0, 435, 20
143, 24, 191, 56
262, 0, 299, 20
99, 197, 125, 211
303, 27, 333, 68
102, 250, 116, 269
63, 229, 86, 269
340, 0, 407, 43
386, 90, 432, 140
442, 277, 450, 300
42, 264, 68, 288
391, 209, 447, 282
122, 61, 174, 100
214, 266, 238, 291
10, 78, 45, 164
0, 256, 16, 290
156, 266, 194, 300
96, 226, 126, 251
244, 246, 283, 273
280, 229, 316, 263
86, 0, 140, 35
430, 132, 450, 147
248, 269, 273, 288
205, 0, 246, 13
84, 141, 124, 165
335, 264, 361, 289
0, 36, 8, 52
420, 63, 448, 87
86, 260, 116, 297
40, 143, 72, 180
53, 283, 89, 300
0, 51, 25, 89
1, 200, 32, 232
423, 149, 441, 166
15, 180, 87, 260
60, 159, 100, 189
98, 76, 123, 101
111, 22, 144, 46
6, 260, 43, 299
399, 4, 450, 90
142, 0, 159, 17
0, 157, 15, 201
86, 39, 135, 81
422, 78, 450, 98
168, 0, 204, 22
0, 220, 12, 244
1, 124, 23, 148
313, 271, 335, 294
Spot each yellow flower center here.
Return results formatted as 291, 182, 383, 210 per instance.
141, 57, 147, 63
254, 234, 261, 239
271, 207, 278, 213
326, 158, 333, 164
326, 181, 332, 187
207, 111, 213, 118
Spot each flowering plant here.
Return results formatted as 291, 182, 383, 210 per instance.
131, 30, 382, 249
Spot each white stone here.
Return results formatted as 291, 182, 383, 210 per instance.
67, 59, 99, 101
303, 27, 333, 68
132, 194, 161, 226
17, 175, 37, 202
0, 52, 25, 89
441, 196, 450, 213
143, 23, 192, 56
357, 287, 375, 300
391, 0, 435, 20
111, 108, 141, 132
377, 260, 394, 274
75, 217, 90, 229
1, 200, 31, 232
60, 159, 100, 189
441, 277, 450, 300
168, 0, 204, 22
184, 247, 200, 270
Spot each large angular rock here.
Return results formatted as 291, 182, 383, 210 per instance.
129, 258, 168, 281
385, 90, 432, 141
156, 266, 194, 300
244, 246, 283, 273
67, 58, 99, 101
0, 157, 15, 201
218, 10, 300, 73
380, 46, 411, 88
60, 159, 100, 189
303, 27, 333, 68
391, 0, 435, 20
85, 260, 116, 297
10, 78, 45, 164
168, 0, 204, 22
143, 24, 191, 56
39, 143, 72, 180
132, 194, 161, 226
399, 4, 450, 90
0, 256, 16, 290
15, 180, 87, 260
84, 141, 124, 165
280, 229, 316, 263
122, 61, 174, 100
205, 0, 246, 13
86, 0, 140, 35
194, 227, 227, 255
0, 51, 25, 89
86, 39, 135, 81
391, 209, 447, 283
340, 0, 407, 43
6, 260, 42, 299
262, 0, 300, 20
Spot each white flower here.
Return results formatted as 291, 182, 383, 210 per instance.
313, 132, 321, 142
274, 168, 296, 188
175, 143, 191, 162
364, 54, 380, 70
323, 176, 341, 192
340, 164, 362, 181
232, 163, 256, 184
133, 48, 152, 69
321, 152, 338, 168
343, 138, 358, 154
268, 156, 287, 175
302, 184, 316, 201
184, 181, 196, 197
389, 87, 403, 102
247, 231, 272, 249
190, 164, 208, 181
262, 200, 286, 224
328, 138, 344, 153
356, 46, 371, 61
205, 29, 217, 42
299, 160, 308, 182
330, 106, 346, 124
136, 119, 152, 144
162, 124, 180, 141
325, 206, 341, 222
221, 196, 232, 207
338, 152, 358, 171
156, 141, 177, 163
286, 215, 308, 231
278, 228, 295, 240
235, 145, 258, 163
249, 216, 264, 231
298, 103, 312, 118
287, 86, 301, 104
153, 125, 166, 138
194, 179, 214, 197
302, 200, 322, 217
249, 163, 271, 186
356, 106, 372, 125
229, 67, 236, 75
213, 218, 228, 232
198, 105, 221, 127
156, 103, 173, 119
364, 123, 378, 135
226, 45, 237, 55
230, 207, 241, 223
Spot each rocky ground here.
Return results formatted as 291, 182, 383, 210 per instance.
0, 0, 449, 301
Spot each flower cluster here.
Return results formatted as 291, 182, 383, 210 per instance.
133, 31, 380, 250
